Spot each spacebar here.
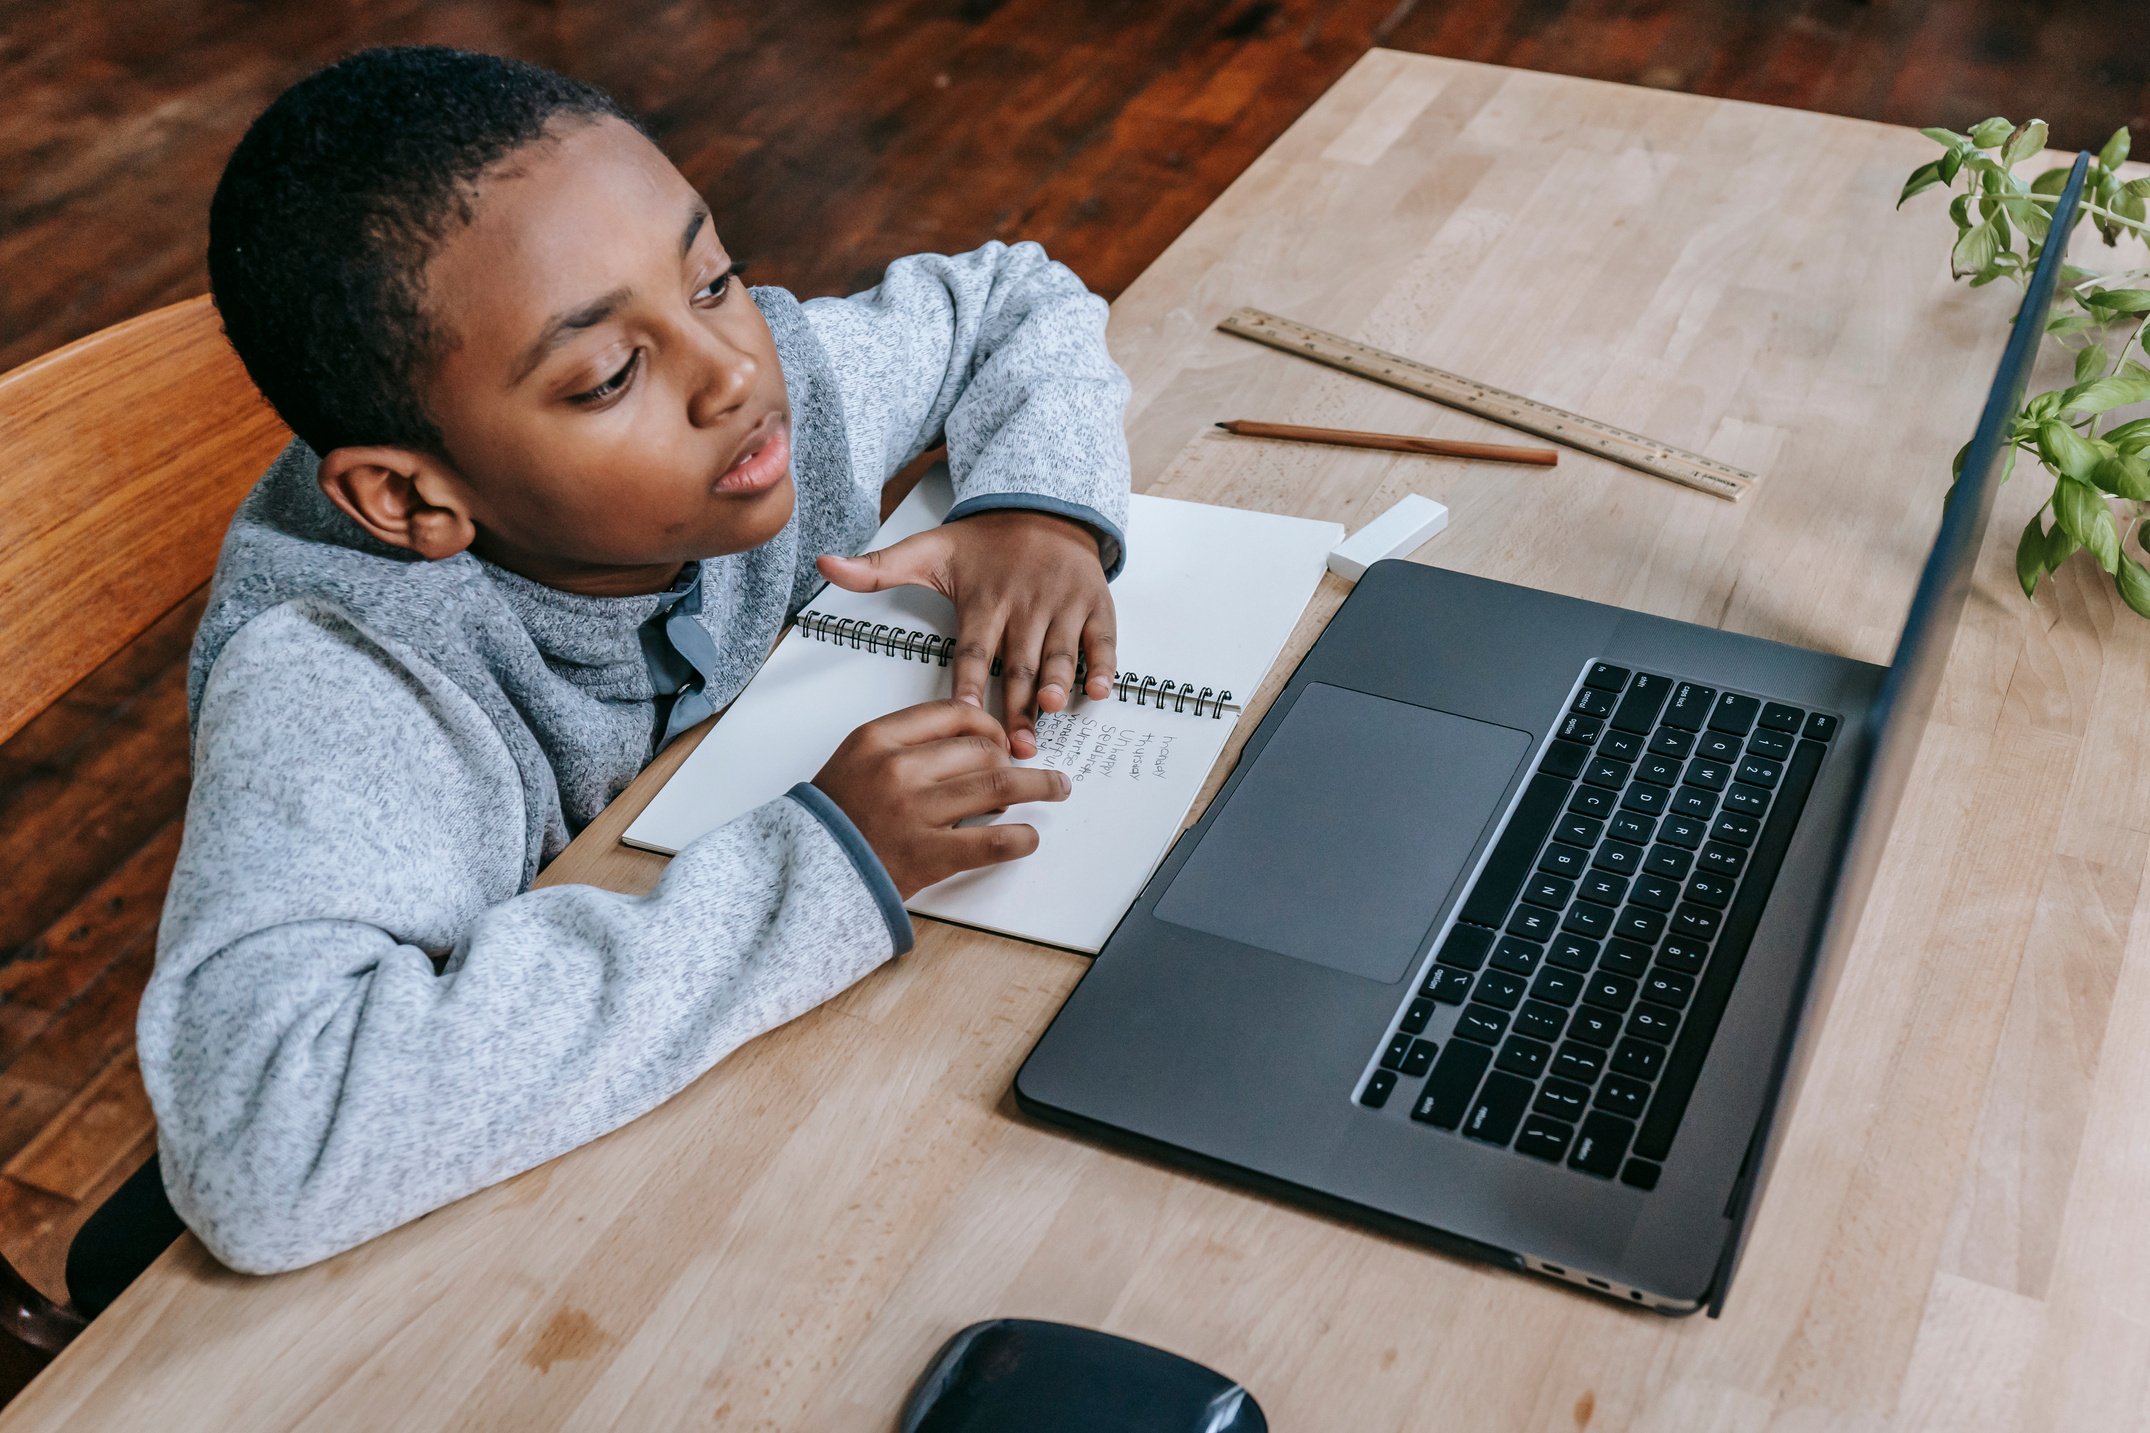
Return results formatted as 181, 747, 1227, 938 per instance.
1633, 737, 1826, 1162
1457, 772, 1574, 928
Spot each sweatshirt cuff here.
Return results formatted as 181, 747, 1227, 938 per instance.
787, 782, 914, 955
944, 493, 1126, 581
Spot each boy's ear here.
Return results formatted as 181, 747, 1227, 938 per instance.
317, 446, 478, 561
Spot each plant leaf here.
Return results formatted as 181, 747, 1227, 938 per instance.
2039, 419, 2102, 478
2031, 167, 2074, 197
1952, 219, 2002, 278
1899, 160, 1945, 207
2100, 126, 2132, 171
2017, 513, 2048, 598
2004, 195, 2051, 241
2052, 476, 2121, 572
2092, 451, 2150, 499
2061, 373, 2150, 416
2076, 345, 2110, 383
2048, 312, 2096, 337
2087, 289, 2150, 316
2106, 416, 2150, 454
2003, 119, 2049, 166
2118, 555, 2150, 620
1969, 117, 2014, 148
1921, 126, 1969, 147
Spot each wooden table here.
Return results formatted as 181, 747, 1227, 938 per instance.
13, 51, 2150, 1431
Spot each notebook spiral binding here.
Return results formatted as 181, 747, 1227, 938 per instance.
794, 609, 1236, 718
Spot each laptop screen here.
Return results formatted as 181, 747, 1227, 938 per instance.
1710, 151, 2093, 1314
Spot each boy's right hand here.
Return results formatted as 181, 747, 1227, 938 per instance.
812, 700, 1070, 898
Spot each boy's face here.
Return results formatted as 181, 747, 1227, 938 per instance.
405, 116, 794, 589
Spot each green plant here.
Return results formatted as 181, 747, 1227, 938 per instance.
1899, 119, 2150, 615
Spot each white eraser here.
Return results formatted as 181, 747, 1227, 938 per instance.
1326, 493, 1450, 581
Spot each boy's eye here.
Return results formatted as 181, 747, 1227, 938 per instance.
693, 264, 741, 305
570, 349, 640, 405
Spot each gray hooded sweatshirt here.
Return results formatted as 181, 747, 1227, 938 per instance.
140, 241, 1131, 1274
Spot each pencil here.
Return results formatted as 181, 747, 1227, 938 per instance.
1216, 419, 1559, 467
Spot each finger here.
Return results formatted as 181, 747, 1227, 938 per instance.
1080, 605, 1119, 702
925, 765, 1071, 825
998, 616, 1049, 756
862, 697, 1008, 750
1036, 614, 1084, 714
815, 529, 953, 595
949, 607, 1004, 712
894, 730, 1014, 785
935, 820, 1043, 873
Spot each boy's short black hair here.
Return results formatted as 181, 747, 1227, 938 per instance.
208, 46, 641, 456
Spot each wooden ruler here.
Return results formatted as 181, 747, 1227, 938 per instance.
1217, 307, 1756, 502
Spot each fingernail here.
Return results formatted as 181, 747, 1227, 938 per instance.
1057, 771, 1071, 794
1041, 683, 1064, 704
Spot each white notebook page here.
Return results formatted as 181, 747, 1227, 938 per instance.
623, 474, 1341, 952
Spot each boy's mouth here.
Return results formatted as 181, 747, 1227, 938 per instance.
714, 415, 791, 496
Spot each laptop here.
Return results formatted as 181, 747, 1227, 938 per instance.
1015, 154, 2092, 1315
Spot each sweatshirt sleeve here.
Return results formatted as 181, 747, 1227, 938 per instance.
801, 240, 1133, 577
137, 599, 905, 1275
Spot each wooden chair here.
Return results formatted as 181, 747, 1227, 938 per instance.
0, 297, 291, 1369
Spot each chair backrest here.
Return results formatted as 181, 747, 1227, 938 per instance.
0, 295, 291, 746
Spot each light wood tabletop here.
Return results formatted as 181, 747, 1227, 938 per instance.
12, 50, 2150, 1432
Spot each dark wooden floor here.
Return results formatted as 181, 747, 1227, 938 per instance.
2, 0, 2143, 1338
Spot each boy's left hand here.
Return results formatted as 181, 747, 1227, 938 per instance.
817, 509, 1116, 758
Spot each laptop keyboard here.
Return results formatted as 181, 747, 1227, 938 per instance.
1357, 662, 1837, 1191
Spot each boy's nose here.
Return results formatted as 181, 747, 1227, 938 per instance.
683, 328, 756, 428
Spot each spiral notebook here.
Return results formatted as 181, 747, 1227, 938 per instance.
623, 471, 1342, 952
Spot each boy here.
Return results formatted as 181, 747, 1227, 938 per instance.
144, 45, 1131, 1274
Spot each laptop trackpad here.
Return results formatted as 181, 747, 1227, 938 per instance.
1154, 683, 1532, 984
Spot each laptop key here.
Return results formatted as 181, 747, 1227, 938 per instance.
1636, 754, 1681, 788
1620, 1158, 1663, 1191
1422, 967, 1474, 1004
1600, 729, 1644, 763
1628, 874, 1680, 912
1606, 810, 1654, 845
1539, 739, 1591, 779
1709, 693, 1760, 735
1648, 727, 1695, 759
1671, 904, 1721, 941
1696, 730, 1741, 762
1737, 755, 1783, 789
1684, 758, 1730, 791
1803, 711, 1840, 742
1515, 1115, 1575, 1162
1628, 1005, 1679, 1044
1561, 901, 1614, 939
1592, 840, 1644, 875
1635, 737, 1826, 1163
1566, 1007, 1619, 1047
1579, 870, 1629, 906
1582, 972, 1638, 1012
1611, 1038, 1665, 1081
1656, 938, 1708, 975
1746, 728, 1793, 762
1568, 785, 1616, 819
1668, 786, 1718, 819
1643, 844, 1694, 879
1522, 873, 1575, 909
1459, 773, 1574, 926
1491, 938, 1544, 977
1381, 1033, 1414, 1070
1464, 1072, 1534, 1146
1569, 1112, 1636, 1178
1619, 783, 1669, 816
1660, 682, 1716, 731
1584, 662, 1631, 691
1598, 938, 1652, 978
1609, 672, 1674, 733
1399, 997, 1435, 1034
1758, 702, 1805, 734
1558, 712, 1604, 744
1515, 999, 1567, 1041
1710, 811, 1760, 846
1722, 783, 1770, 817
1613, 907, 1666, 943
1535, 1077, 1591, 1119
1538, 842, 1589, 879
1361, 1070, 1397, 1108
1595, 1073, 1650, 1118
1412, 1041, 1494, 1129
1657, 813, 1707, 849
1641, 969, 1695, 1009
1557, 813, 1604, 847
1402, 1039, 1439, 1077
1553, 1041, 1606, 1082
1685, 873, 1734, 909
1583, 756, 1631, 789
1455, 1004, 1510, 1044
1531, 966, 1584, 1005
1437, 926, 1495, 971
1547, 935, 1599, 972
1507, 906, 1558, 941
1495, 1036, 1552, 1079
1472, 971, 1528, 1011
1573, 688, 1615, 719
